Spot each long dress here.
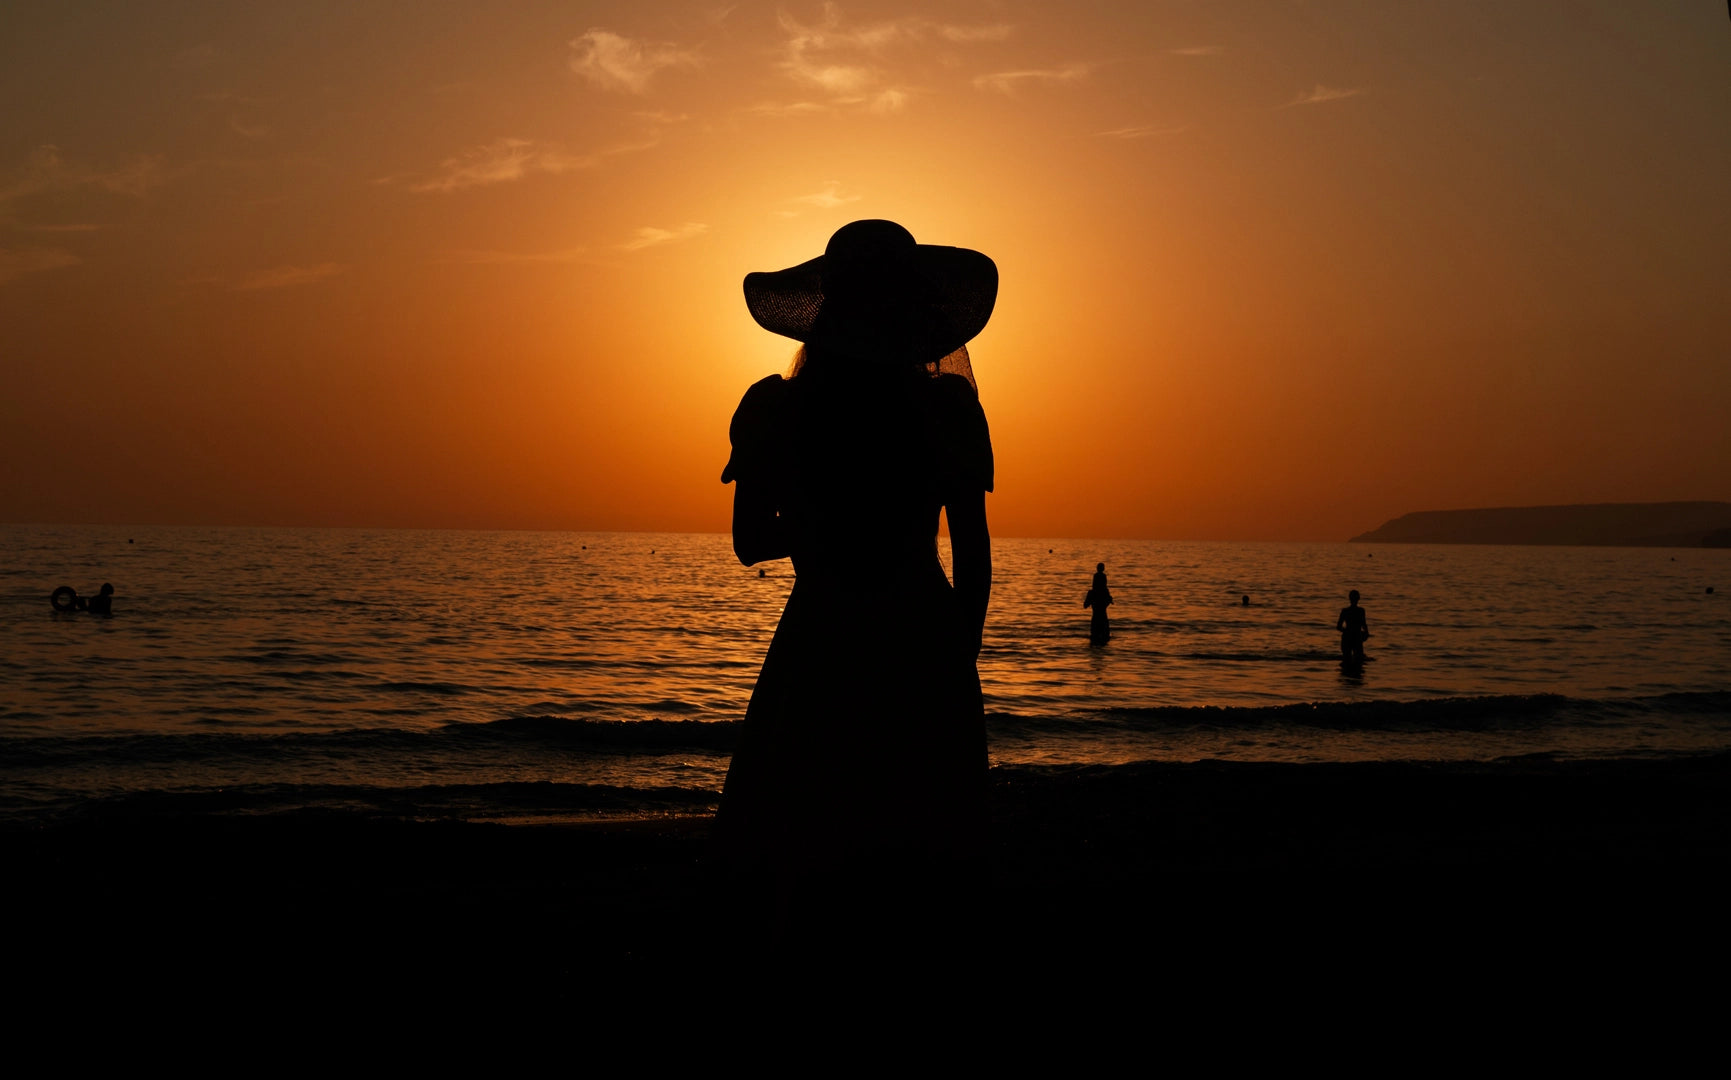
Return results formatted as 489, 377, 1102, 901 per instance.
714, 366, 994, 872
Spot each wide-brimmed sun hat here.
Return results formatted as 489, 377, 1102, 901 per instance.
743, 219, 998, 364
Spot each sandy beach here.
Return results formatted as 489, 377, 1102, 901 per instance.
10, 753, 1728, 999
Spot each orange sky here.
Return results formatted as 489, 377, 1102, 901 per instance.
3, 2, 1727, 540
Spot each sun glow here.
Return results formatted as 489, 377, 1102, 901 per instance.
3, 2, 1727, 537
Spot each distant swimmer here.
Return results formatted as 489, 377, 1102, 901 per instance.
1241, 594, 1250, 607
1337, 589, 1368, 662
87, 583, 114, 615
1083, 562, 1113, 645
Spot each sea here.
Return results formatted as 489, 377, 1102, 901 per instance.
3, 525, 1728, 824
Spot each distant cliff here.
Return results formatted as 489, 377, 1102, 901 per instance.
1351, 502, 1731, 548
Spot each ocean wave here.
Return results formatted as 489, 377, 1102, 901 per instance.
4, 692, 1727, 768
3, 779, 720, 824
988, 690, 1731, 737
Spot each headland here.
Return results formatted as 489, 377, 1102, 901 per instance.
1351, 501, 1731, 547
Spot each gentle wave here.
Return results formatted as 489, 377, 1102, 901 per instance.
6, 692, 1727, 767
1005, 690, 1731, 734
2, 780, 721, 823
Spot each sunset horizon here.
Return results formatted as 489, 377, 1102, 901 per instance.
6, 0, 1731, 1004
5, 2, 1726, 541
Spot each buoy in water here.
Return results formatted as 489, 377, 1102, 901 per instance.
50, 585, 78, 612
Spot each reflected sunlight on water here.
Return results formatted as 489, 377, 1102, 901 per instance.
2, 525, 1727, 820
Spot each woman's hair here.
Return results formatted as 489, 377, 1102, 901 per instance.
786, 344, 977, 391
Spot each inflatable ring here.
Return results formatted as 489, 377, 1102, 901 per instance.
51, 585, 78, 613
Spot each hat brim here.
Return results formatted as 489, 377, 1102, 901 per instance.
744, 245, 998, 362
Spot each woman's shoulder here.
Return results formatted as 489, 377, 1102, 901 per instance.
927, 371, 982, 408
923, 373, 993, 493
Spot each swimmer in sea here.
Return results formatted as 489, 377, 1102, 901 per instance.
1337, 589, 1368, 662
1084, 562, 1113, 645
87, 583, 114, 615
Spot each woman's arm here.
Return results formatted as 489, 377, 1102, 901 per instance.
946, 489, 992, 660
731, 479, 790, 566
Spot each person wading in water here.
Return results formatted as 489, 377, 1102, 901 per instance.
1084, 563, 1113, 645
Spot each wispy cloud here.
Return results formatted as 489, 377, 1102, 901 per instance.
569, 29, 700, 94
620, 222, 708, 252
1094, 124, 1187, 140
234, 263, 345, 291
13, 223, 106, 233
0, 145, 170, 205
1170, 46, 1224, 57
795, 181, 858, 208
772, 7, 1010, 110
746, 101, 830, 118
406, 138, 597, 194
779, 8, 878, 94
447, 247, 590, 265
0, 247, 80, 285
173, 42, 223, 69
229, 117, 269, 140
939, 24, 1013, 43
1283, 84, 1362, 108
865, 88, 909, 113
973, 64, 1091, 94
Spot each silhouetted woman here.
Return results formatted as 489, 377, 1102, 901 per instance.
1084, 562, 1113, 644
715, 220, 997, 924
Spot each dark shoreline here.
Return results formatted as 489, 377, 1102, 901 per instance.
9, 754, 1730, 995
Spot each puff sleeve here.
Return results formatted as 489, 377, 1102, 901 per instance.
720, 375, 787, 485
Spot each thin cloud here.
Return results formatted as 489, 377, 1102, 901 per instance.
1170, 46, 1224, 57
1094, 124, 1187, 140
448, 247, 590, 265
229, 117, 270, 140
233, 263, 345, 291
779, 10, 877, 97
774, 8, 1010, 108
1284, 85, 1363, 108
791, 181, 861, 211
867, 88, 909, 113
0, 247, 80, 285
939, 24, 1013, 43
0, 145, 170, 204
746, 101, 830, 117
620, 222, 708, 252
173, 43, 223, 69
569, 29, 700, 94
407, 138, 596, 194
14, 223, 106, 233
973, 64, 1091, 94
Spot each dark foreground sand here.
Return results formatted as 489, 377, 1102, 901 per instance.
8, 755, 1730, 1002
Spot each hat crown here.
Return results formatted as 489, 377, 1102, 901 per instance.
824, 219, 917, 263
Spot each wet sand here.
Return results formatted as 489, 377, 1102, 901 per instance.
9, 754, 1730, 1000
